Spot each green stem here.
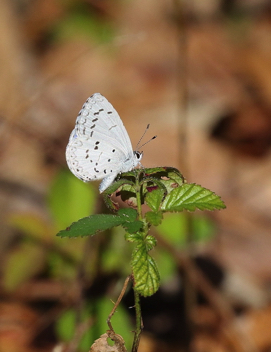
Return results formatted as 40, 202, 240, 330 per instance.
135, 171, 143, 221
131, 171, 144, 352
131, 285, 143, 352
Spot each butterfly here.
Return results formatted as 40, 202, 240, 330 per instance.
66, 93, 143, 193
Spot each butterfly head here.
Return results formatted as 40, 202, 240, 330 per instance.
134, 150, 143, 162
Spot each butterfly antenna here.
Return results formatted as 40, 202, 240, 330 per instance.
136, 124, 157, 150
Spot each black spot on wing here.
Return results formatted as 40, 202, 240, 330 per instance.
94, 142, 99, 150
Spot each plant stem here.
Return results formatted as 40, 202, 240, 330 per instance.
135, 171, 143, 221
132, 171, 144, 351
107, 275, 131, 332
131, 284, 143, 352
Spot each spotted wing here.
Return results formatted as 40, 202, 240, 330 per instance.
74, 93, 133, 153
66, 93, 135, 185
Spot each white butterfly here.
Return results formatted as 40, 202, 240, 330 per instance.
66, 93, 143, 193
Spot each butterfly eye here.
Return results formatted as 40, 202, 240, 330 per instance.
134, 151, 143, 160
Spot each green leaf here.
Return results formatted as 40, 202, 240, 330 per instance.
125, 232, 143, 243
118, 208, 143, 233
123, 221, 143, 234
144, 167, 185, 194
145, 189, 165, 211
103, 179, 136, 210
166, 168, 185, 186
57, 208, 143, 238
57, 214, 124, 238
131, 242, 160, 296
145, 211, 163, 226
118, 208, 137, 221
145, 235, 157, 251
161, 183, 226, 212
104, 179, 135, 196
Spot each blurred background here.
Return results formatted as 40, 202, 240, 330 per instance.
1, 0, 271, 351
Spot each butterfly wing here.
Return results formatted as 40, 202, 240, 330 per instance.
75, 93, 133, 153
66, 93, 138, 191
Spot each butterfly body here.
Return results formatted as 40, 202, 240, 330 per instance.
66, 93, 142, 193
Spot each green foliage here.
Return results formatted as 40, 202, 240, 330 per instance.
57, 208, 143, 238
161, 183, 226, 212
145, 189, 165, 211
57, 167, 226, 298
145, 211, 163, 226
6, 165, 225, 350
131, 241, 160, 297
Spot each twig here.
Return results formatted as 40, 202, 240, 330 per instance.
107, 275, 132, 332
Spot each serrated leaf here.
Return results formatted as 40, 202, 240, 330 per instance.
119, 185, 137, 207
103, 179, 135, 211
145, 189, 165, 211
123, 221, 143, 234
131, 242, 160, 296
161, 183, 226, 212
166, 168, 185, 185
57, 214, 124, 238
57, 208, 143, 238
118, 208, 143, 233
106, 179, 135, 195
125, 232, 143, 243
118, 208, 138, 221
145, 235, 157, 251
145, 211, 163, 226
